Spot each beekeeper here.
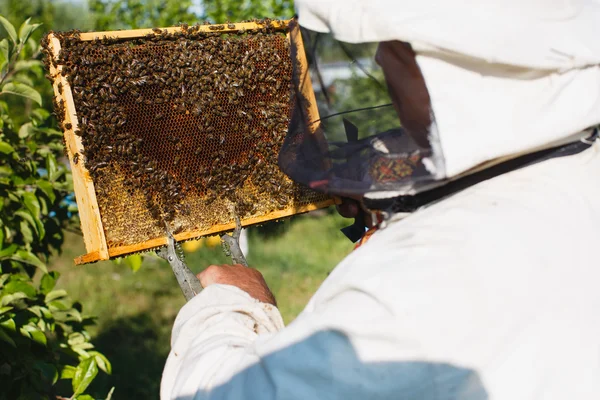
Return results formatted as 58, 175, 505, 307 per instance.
161, 1, 600, 398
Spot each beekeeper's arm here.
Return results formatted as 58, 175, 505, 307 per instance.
160, 241, 486, 400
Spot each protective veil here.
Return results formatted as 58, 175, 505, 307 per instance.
280, 0, 600, 199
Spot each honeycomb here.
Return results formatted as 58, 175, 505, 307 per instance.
42, 20, 333, 263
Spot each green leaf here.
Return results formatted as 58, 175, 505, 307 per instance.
0, 244, 17, 258
1, 292, 27, 306
46, 153, 58, 182
72, 357, 98, 396
18, 121, 34, 138
105, 387, 115, 400
0, 141, 14, 154
1, 82, 42, 106
40, 271, 59, 294
45, 289, 67, 303
0, 306, 13, 315
75, 395, 95, 400
22, 193, 42, 240
14, 59, 43, 73
36, 180, 56, 203
52, 307, 82, 323
31, 107, 50, 123
0, 317, 16, 331
22, 192, 40, 217
0, 326, 15, 347
20, 219, 33, 244
8, 250, 47, 273
48, 299, 70, 311
20, 324, 47, 345
0, 39, 8, 72
89, 351, 112, 374
4, 280, 36, 298
125, 254, 143, 272
0, 15, 17, 44
60, 365, 77, 379
68, 332, 86, 346
18, 18, 42, 45
15, 210, 39, 237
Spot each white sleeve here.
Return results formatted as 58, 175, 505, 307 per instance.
160, 278, 485, 400
160, 284, 284, 399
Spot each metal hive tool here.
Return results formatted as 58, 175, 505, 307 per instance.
42, 19, 335, 264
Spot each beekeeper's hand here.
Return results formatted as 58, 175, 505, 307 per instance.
197, 264, 277, 306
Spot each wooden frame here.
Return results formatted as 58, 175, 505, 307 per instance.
46, 20, 337, 264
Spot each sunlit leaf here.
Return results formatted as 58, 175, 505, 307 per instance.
1, 292, 28, 306
4, 280, 36, 298
72, 357, 98, 396
20, 219, 34, 244
0, 39, 8, 73
23, 192, 41, 216
1, 82, 42, 106
9, 249, 48, 273
0, 317, 16, 331
15, 210, 39, 237
0, 15, 17, 44
105, 387, 116, 400
18, 18, 42, 45
45, 289, 67, 303
125, 253, 143, 272
46, 153, 58, 182
61, 365, 77, 380
89, 350, 112, 374
0, 141, 14, 154
22, 193, 43, 238
0, 243, 17, 258
0, 306, 13, 315
48, 299, 70, 311
36, 180, 56, 203
20, 324, 47, 345
18, 121, 34, 138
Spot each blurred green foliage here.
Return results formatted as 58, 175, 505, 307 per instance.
89, 0, 199, 30
0, 16, 112, 399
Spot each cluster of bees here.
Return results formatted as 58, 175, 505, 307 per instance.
42, 19, 306, 233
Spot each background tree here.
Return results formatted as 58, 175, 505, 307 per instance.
89, 0, 198, 30
203, 0, 294, 22
0, 16, 112, 399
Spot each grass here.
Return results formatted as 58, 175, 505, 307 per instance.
50, 210, 354, 399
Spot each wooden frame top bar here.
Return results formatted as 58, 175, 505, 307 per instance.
78, 20, 289, 41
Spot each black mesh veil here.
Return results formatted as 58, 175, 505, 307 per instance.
279, 26, 445, 200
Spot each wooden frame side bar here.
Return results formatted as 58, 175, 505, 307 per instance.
47, 34, 110, 261
288, 21, 320, 134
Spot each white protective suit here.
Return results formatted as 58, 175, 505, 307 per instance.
161, 1, 600, 399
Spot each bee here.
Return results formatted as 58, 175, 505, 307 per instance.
152, 28, 163, 34
73, 153, 79, 164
